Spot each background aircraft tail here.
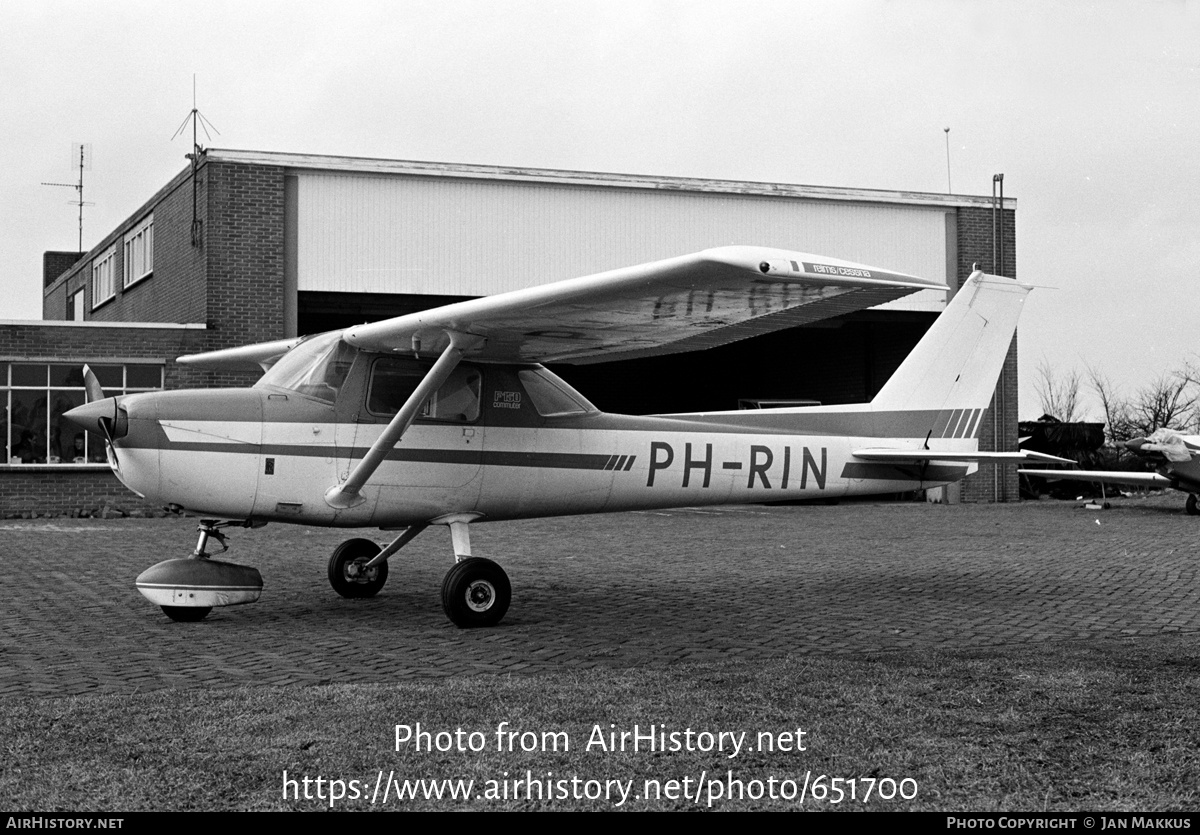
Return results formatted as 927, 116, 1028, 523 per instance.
869, 271, 1030, 416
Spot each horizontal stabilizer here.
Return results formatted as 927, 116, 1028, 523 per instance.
855, 449, 1073, 464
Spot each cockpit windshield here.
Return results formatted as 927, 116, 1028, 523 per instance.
256, 331, 357, 403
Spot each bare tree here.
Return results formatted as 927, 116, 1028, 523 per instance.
1033, 360, 1081, 422
1087, 362, 1199, 443
1086, 364, 1133, 443
1129, 367, 1199, 437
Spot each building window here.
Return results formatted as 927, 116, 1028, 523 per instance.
123, 215, 153, 288
68, 288, 85, 322
1, 362, 162, 465
91, 246, 116, 308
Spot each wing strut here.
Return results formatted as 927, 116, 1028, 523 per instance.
324, 332, 483, 509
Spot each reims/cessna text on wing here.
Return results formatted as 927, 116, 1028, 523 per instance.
64, 246, 1064, 627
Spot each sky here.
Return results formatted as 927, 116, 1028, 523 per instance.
2, 0, 1198, 421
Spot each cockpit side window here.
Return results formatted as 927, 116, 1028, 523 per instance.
367, 358, 481, 422
256, 332, 356, 404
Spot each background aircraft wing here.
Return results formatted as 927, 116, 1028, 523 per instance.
1018, 469, 1173, 486
341, 246, 944, 364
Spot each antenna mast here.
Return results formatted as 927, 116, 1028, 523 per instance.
41, 143, 94, 252
943, 127, 952, 194
172, 75, 219, 248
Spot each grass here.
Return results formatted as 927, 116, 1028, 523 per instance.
3, 633, 1199, 811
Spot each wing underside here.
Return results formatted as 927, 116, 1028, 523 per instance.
341, 246, 944, 364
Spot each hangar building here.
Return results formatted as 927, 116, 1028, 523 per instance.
4, 149, 1018, 515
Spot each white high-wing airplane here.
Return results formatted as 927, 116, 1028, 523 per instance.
64, 246, 1065, 627
1021, 428, 1200, 515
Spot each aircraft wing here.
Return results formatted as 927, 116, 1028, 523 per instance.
177, 337, 304, 372
340, 246, 944, 364
1018, 469, 1172, 486
856, 450, 1074, 464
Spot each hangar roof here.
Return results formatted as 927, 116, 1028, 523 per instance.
204, 148, 1016, 211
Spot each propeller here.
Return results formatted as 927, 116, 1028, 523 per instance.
81, 364, 123, 466
82, 363, 105, 404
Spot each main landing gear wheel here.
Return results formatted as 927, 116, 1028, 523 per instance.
161, 605, 212, 623
1187, 494, 1199, 516
441, 558, 511, 628
328, 538, 389, 598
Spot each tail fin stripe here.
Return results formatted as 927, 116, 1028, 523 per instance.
951, 409, 971, 439
965, 408, 984, 439
937, 409, 960, 439
947, 409, 968, 439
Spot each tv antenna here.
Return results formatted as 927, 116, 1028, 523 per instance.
172, 75, 220, 248
41, 142, 94, 252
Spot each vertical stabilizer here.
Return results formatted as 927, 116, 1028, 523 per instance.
870, 271, 1029, 415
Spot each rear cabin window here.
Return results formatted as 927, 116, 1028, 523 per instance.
367, 359, 481, 422
518, 368, 594, 417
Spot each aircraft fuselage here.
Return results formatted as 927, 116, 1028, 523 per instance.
102, 357, 974, 527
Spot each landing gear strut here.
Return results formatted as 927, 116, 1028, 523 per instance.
1187, 494, 1199, 516
324, 517, 511, 627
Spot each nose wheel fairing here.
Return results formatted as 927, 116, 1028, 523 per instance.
136, 520, 265, 621
135, 557, 263, 609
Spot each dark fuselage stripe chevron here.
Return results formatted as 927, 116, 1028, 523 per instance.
129, 438, 633, 471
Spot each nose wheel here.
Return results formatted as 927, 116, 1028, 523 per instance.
161, 605, 213, 622
328, 538, 389, 598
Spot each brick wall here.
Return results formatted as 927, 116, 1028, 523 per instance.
43, 252, 82, 288
0, 470, 161, 519
957, 204, 1016, 280
957, 204, 1020, 502
43, 164, 210, 324
205, 162, 287, 347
